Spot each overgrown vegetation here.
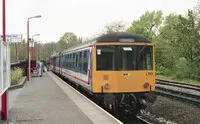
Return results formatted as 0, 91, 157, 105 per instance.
11, 68, 23, 85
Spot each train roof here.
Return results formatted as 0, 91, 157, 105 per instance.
53, 32, 150, 56
67, 32, 149, 49
96, 32, 150, 42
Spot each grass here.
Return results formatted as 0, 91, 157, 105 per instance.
157, 75, 200, 85
11, 68, 23, 85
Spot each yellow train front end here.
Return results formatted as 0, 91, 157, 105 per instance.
91, 40, 156, 116
92, 43, 155, 93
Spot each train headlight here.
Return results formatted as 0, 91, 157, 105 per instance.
104, 83, 110, 89
143, 82, 149, 88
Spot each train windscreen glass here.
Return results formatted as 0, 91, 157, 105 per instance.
96, 45, 153, 71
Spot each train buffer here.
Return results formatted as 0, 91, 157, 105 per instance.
6, 72, 122, 124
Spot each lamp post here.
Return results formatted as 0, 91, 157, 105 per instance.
2, 0, 7, 120
32, 34, 40, 60
27, 15, 41, 81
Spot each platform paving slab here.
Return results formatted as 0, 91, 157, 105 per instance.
48, 72, 122, 124
7, 73, 93, 124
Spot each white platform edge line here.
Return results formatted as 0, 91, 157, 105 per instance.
48, 71, 123, 124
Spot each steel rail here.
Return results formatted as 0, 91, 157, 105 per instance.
155, 79, 200, 107
156, 90, 200, 107
156, 79, 200, 91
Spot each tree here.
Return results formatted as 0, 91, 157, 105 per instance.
58, 32, 80, 51
18, 39, 27, 61
173, 10, 200, 79
77, 37, 83, 43
103, 21, 126, 34
127, 10, 163, 40
155, 14, 180, 69
10, 45, 16, 62
174, 10, 200, 63
38, 42, 58, 60
193, 0, 200, 22
97, 21, 127, 36
155, 10, 200, 80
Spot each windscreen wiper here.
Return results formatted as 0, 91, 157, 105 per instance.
139, 45, 147, 54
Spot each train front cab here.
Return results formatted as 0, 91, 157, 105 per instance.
91, 42, 156, 114
92, 42, 155, 93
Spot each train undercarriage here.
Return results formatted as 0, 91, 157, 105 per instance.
94, 92, 157, 117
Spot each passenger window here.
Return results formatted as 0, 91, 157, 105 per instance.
84, 51, 87, 58
70, 54, 72, 69
75, 53, 78, 68
73, 53, 76, 68
83, 50, 88, 74
79, 52, 82, 72
66, 54, 69, 69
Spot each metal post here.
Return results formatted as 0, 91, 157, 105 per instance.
27, 16, 41, 81
27, 20, 30, 81
2, 0, 8, 120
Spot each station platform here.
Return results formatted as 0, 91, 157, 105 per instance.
6, 71, 122, 124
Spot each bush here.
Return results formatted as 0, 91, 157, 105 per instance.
157, 57, 200, 83
172, 58, 188, 79
11, 68, 23, 85
156, 65, 165, 75
156, 65, 172, 76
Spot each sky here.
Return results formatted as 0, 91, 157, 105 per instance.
0, 0, 199, 43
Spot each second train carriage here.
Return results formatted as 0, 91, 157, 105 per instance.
51, 32, 157, 115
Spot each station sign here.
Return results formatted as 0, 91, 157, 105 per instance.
29, 41, 35, 47
0, 34, 22, 43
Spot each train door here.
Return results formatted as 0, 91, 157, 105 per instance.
88, 47, 93, 90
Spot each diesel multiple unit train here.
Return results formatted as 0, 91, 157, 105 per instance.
50, 32, 156, 116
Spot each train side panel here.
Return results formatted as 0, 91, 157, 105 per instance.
59, 46, 93, 91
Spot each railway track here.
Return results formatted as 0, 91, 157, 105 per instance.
156, 78, 200, 107
156, 79, 200, 91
